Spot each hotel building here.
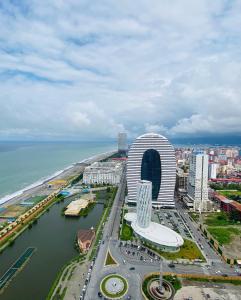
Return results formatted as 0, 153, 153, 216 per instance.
127, 133, 176, 208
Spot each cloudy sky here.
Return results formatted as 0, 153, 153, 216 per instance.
0, 0, 241, 141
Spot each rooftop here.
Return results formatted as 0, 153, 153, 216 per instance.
125, 212, 184, 248
137, 132, 168, 140
77, 229, 95, 242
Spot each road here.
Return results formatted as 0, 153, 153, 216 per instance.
176, 200, 236, 276
84, 165, 131, 299
83, 176, 239, 300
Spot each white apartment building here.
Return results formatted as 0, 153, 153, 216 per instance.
187, 151, 209, 211
83, 161, 122, 185
136, 180, 152, 228
208, 163, 219, 179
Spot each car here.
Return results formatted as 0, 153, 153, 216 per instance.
168, 263, 175, 268
222, 274, 228, 277
98, 291, 103, 297
129, 267, 135, 270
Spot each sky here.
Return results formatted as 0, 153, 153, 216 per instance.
0, 0, 241, 141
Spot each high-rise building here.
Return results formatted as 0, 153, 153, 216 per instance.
208, 163, 219, 179
118, 132, 127, 153
136, 180, 152, 228
124, 179, 183, 252
187, 151, 209, 211
127, 133, 176, 208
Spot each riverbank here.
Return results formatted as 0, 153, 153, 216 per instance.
0, 151, 116, 252
49, 186, 118, 300
0, 191, 105, 300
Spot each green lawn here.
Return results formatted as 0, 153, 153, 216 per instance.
204, 212, 237, 226
120, 221, 133, 241
105, 251, 117, 266
142, 274, 181, 299
187, 276, 241, 285
100, 274, 128, 299
219, 190, 241, 201
145, 239, 205, 261
207, 226, 240, 245
163, 275, 182, 291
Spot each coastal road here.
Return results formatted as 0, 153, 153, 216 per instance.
84, 165, 128, 300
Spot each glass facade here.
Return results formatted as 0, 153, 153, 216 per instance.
141, 149, 161, 200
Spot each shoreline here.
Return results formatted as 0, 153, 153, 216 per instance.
0, 150, 116, 207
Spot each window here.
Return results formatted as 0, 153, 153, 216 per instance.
141, 149, 161, 200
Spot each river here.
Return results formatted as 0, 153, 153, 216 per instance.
0, 195, 104, 300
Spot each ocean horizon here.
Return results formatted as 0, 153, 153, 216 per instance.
0, 137, 240, 203
0, 141, 115, 201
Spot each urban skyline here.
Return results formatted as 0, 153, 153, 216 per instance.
1, 0, 241, 299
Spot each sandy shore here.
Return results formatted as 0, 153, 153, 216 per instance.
0, 150, 115, 209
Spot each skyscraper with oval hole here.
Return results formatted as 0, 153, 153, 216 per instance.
127, 133, 176, 208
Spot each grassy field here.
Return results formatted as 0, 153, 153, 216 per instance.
120, 221, 133, 241
204, 212, 238, 226
186, 276, 241, 285
207, 226, 240, 245
100, 274, 128, 299
145, 239, 205, 261
219, 190, 241, 201
105, 251, 117, 266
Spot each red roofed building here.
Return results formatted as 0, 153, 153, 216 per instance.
230, 201, 241, 214
213, 192, 241, 220
77, 229, 95, 253
210, 178, 241, 183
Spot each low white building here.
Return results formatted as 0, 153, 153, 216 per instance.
83, 161, 123, 185
124, 180, 184, 252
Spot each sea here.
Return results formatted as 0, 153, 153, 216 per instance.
0, 141, 115, 202
0, 136, 240, 205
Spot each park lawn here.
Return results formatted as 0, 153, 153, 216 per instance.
145, 239, 205, 261
204, 212, 237, 226
207, 226, 240, 245
219, 190, 241, 197
219, 190, 241, 201
186, 276, 241, 285
160, 239, 205, 260
120, 221, 133, 241
105, 250, 118, 266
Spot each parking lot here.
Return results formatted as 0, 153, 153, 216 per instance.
153, 209, 193, 239
119, 241, 161, 264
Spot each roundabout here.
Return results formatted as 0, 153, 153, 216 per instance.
100, 274, 128, 299
142, 274, 178, 300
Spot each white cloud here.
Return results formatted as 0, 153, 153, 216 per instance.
0, 0, 241, 140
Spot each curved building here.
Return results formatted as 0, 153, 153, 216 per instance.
124, 180, 183, 252
127, 133, 176, 207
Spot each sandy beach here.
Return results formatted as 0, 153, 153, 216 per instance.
0, 150, 115, 212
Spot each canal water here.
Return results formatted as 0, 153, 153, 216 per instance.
0, 196, 104, 300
